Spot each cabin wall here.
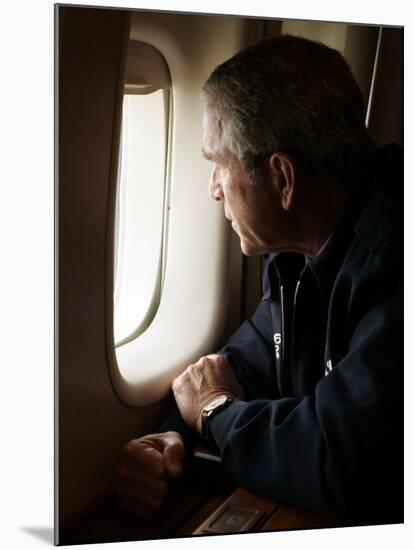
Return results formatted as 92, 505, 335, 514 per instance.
367, 27, 403, 147
58, 7, 153, 531
58, 5, 267, 531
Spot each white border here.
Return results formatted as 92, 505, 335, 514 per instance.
0, 1, 411, 549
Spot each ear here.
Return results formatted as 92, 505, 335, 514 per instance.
268, 152, 296, 211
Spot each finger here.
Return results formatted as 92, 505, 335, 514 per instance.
172, 370, 188, 394
161, 433, 186, 478
206, 353, 226, 366
117, 464, 169, 498
122, 441, 167, 479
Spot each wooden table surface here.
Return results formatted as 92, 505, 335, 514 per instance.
61, 451, 336, 544
193, 487, 336, 535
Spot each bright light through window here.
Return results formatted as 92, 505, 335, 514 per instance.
114, 90, 169, 346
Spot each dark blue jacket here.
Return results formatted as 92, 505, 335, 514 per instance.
161, 145, 403, 525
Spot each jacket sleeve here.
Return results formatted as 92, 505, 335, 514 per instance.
218, 297, 280, 401
209, 286, 403, 522
218, 256, 281, 400
157, 396, 201, 449
157, 257, 279, 443
156, 295, 279, 446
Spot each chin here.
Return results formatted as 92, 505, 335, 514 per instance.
240, 239, 258, 256
239, 233, 271, 255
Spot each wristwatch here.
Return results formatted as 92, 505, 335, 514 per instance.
201, 394, 234, 439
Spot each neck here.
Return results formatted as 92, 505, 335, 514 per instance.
285, 182, 349, 256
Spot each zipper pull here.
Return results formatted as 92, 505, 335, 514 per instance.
293, 280, 301, 305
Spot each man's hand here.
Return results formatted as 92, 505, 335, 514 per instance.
172, 354, 244, 434
116, 431, 185, 518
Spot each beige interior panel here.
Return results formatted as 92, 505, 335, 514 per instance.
58, 7, 167, 531
367, 27, 403, 147
58, 6, 266, 531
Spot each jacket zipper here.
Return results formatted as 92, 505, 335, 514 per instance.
279, 279, 301, 395
290, 280, 301, 394
280, 284, 286, 385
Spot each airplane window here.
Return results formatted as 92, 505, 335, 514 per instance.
113, 42, 171, 346
112, 29, 235, 406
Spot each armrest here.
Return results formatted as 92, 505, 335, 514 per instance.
193, 487, 336, 535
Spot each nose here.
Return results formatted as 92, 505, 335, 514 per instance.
209, 165, 224, 201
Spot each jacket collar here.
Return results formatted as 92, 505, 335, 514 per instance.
305, 187, 369, 304
266, 145, 402, 304
267, 188, 369, 305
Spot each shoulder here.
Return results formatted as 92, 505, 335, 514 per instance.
347, 188, 402, 292
353, 188, 401, 255
335, 189, 402, 330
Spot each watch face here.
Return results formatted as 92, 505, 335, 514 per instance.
204, 395, 229, 412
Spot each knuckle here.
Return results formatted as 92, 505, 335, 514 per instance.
122, 438, 143, 457
122, 440, 135, 459
193, 360, 205, 373
123, 440, 134, 452
215, 354, 225, 366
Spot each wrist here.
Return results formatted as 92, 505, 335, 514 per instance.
199, 394, 236, 438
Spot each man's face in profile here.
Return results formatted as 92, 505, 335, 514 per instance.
202, 104, 290, 256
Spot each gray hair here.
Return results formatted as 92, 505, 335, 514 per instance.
202, 34, 374, 179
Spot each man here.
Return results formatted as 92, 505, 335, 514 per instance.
117, 35, 403, 525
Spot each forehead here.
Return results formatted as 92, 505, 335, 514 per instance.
202, 104, 226, 159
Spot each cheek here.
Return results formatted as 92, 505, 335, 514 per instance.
223, 183, 248, 214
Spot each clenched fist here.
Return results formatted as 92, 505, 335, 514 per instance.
172, 354, 244, 434
116, 431, 185, 518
